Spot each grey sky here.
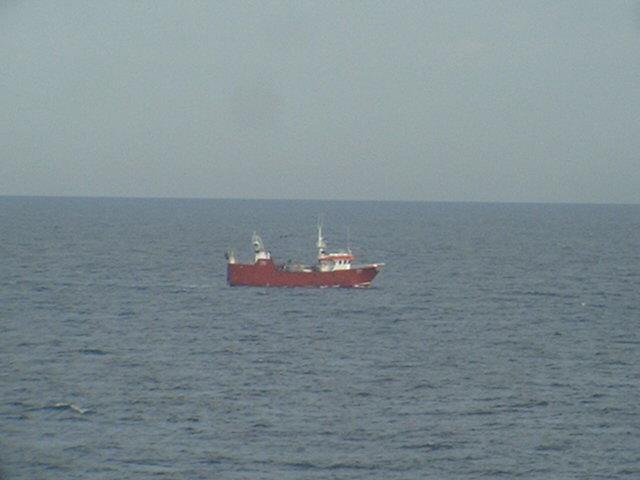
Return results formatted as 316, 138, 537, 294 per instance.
2, 1, 639, 203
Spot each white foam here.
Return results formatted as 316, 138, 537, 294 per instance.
53, 402, 88, 414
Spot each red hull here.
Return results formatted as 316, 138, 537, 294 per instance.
227, 259, 380, 287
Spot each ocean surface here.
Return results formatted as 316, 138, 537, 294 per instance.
1, 197, 639, 479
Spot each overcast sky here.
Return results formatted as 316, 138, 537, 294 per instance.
2, 1, 639, 203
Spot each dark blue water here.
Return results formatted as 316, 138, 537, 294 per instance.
1, 197, 639, 479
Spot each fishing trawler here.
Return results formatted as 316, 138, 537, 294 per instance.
226, 223, 383, 287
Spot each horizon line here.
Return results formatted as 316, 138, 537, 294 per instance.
1, 194, 639, 207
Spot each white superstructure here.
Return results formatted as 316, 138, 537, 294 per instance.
316, 223, 355, 272
252, 233, 271, 262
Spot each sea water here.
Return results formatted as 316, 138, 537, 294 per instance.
1, 197, 639, 479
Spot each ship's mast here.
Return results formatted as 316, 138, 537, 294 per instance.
317, 217, 327, 260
